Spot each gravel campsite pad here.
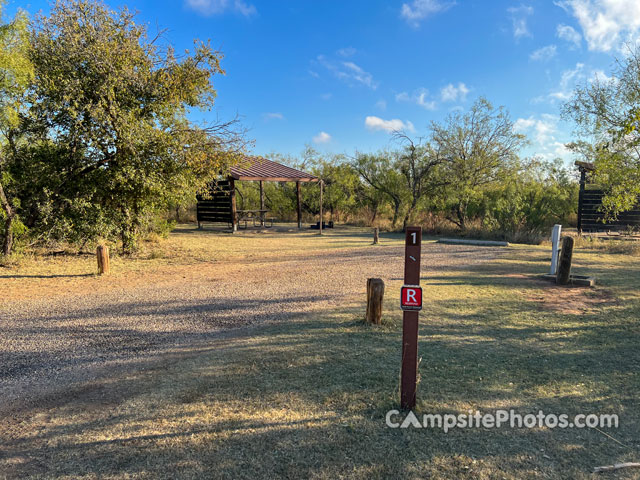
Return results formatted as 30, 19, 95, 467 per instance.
0, 233, 506, 412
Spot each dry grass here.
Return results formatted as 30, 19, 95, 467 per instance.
2, 224, 640, 479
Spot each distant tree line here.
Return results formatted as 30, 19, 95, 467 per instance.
238, 98, 578, 243
2, 0, 640, 256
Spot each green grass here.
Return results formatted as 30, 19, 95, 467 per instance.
2, 226, 640, 479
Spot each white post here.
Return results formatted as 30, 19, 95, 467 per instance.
550, 224, 562, 275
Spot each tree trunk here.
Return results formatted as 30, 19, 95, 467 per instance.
391, 200, 401, 230
370, 202, 379, 224
0, 181, 15, 256
456, 203, 467, 230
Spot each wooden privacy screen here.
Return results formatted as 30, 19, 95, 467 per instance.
579, 187, 640, 233
196, 180, 233, 226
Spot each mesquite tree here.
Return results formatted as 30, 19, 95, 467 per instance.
27, 0, 246, 253
0, 2, 32, 256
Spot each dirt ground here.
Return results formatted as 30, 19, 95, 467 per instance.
1, 225, 638, 479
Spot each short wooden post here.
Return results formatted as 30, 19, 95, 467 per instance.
556, 236, 574, 285
97, 245, 110, 275
373, 227, 379, 244
366, 278, 385, 325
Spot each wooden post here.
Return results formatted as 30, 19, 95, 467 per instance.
557, 236, 574, 285
366, 278, 385, 325
97, 245, 110, 275
296, 181, 302, 229
259, 180, 265, 227
319, 180, 323, 236
373, 227, 379, 245
229, 177, 237, 232
578, 169, 586, 235
550, 224, 562, 275
401, 226, 421, 410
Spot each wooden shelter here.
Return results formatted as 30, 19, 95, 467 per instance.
196, 156, 320, 231
576, 161, 640, 233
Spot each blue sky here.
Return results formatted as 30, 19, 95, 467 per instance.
12, 0, 640, 162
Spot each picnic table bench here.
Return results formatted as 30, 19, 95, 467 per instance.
237, 209, 273, 228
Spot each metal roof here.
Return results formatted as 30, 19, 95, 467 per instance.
230, 156, 319, 182
575, 160, 595, 171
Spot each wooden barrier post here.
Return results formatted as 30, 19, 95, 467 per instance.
400, 226, 422, 410
550, 224, 562, 275
557, 236, 574, 285
366, 278, 385, 324
97, 245, 110, 275
373, 227, 379, 244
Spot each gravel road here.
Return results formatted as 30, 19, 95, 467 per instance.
0, 243, 504, 413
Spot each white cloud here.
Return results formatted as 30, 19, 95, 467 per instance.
185, 0, 256, 16
513, 114, 572, 160
556, 24, 582, 48
589, 69, 615, 83
556, 0, 640, 52
549, 62, 585, 100
313, 131, 331, 144
316, 55, 378, 90
507, 5, 534, 39
514, 114, 560, 144
263, 112, 284, 121
530, 44, 558, 61
440, 82, 470, 102
365, 116, 415, 133
337, 47, 356, 58
401, 0, 455, 27
320, 93, 332, 100
375, 99, 387, 110
396, 88, 437, 110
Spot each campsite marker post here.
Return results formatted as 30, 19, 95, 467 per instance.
400, 226, 422, 410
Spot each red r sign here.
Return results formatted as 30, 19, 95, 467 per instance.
401, 285, 422, 310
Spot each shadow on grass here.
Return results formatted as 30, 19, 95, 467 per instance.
2, 250, 640, 479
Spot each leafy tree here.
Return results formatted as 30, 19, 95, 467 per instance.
483, 158, 578, 239
0, 1, 32, 255
28, 0, 245, 253
564, 46, 640, 218
430, 98, 527, 230
392, 132, 446, 230
352, 151, 407, 229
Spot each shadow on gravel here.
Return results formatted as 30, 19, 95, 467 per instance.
0, 273, 94, 279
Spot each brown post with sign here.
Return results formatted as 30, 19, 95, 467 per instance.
401, 226, 422, 410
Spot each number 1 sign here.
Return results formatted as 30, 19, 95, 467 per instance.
401, 226, 421, 410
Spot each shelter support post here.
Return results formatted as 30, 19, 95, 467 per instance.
319, 180, 323, 236
230, 177, 237, 232
577, 169, 586, 235
260, 180, 265, 227
296, 181, 302, 229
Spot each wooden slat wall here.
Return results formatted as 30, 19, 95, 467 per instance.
197, 181, 232, 224
579, 188, 640, 232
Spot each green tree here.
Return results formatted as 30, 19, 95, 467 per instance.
392, 132, 446, 230
564, 46, 640, 218
431, 98, 527, 230
0, 1, 32, 255
28, 0, 245, 253
353, 151, 407, 229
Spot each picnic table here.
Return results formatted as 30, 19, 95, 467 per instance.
236, 209, 272, 228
